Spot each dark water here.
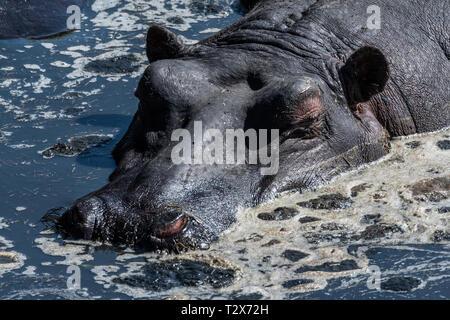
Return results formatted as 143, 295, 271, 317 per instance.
0, 0, 448, 300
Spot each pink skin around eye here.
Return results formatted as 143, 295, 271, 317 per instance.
154, 214, 188, 238
290, 93, 324, 125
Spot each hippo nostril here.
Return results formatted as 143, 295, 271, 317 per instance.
153, 214, 188, 239
61, 196, 104, 240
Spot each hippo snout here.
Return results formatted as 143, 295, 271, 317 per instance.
60, 196, 105, 240
59, 193, 209, 251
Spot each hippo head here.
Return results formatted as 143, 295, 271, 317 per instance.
60, 7, 391, 251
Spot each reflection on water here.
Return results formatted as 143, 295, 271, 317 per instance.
0, 0, 448, 299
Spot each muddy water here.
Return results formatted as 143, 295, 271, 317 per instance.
0, 1, 449, 299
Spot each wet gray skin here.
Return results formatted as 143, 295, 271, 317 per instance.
55, 0, 449, 251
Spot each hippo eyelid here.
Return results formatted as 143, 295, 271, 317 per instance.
286, 89, 325, 125
277, 89, 327, 140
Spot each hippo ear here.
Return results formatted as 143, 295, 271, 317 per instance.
146, 25, 185, 63
339, 46, 389, 105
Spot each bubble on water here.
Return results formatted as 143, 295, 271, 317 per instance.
50, 61, 71, 68
90, 0, 234, 33
0, 218, 9, 229
40, 43, 55, 50
0, 251, 26, 277
22, 266, 37, 276
0, 78, 19, 88
23, 64, 46, 72
34, 237, 95, 266
30, 74, 51, 94
67, 45, 90, 52
257, 207, 299, 221
92, 0, 121, 12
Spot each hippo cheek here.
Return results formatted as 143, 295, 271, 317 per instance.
151, 214, 188, 239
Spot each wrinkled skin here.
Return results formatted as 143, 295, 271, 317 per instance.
55, 0, 449, 251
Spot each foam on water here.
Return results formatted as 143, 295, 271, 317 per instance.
23, 128, 447, 299
91, 0, 236, 33
0, 218, 26, 277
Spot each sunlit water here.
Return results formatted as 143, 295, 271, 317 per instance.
0, 0, 448, 299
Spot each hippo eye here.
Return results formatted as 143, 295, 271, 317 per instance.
282, 90, 325, 139
243, 89, 325, 147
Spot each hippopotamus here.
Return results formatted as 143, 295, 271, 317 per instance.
59, 0, 449, 251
